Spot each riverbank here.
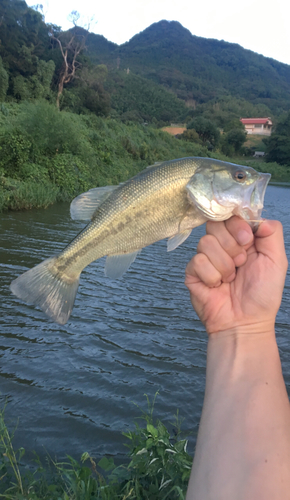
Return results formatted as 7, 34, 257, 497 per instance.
0, 397, 192, 499
1, 101, 289, 213
0, 101, 208, 213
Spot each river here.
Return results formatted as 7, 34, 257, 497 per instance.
0, 185, 289, 463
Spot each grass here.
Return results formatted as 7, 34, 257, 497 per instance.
0, 394, 193, 499
0, 177, 60, 212
244, 134, 267, 152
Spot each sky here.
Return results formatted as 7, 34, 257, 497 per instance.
26, 0, 290, 66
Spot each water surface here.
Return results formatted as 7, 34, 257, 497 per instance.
0, 185, 289, 461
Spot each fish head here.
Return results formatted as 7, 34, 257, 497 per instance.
186, 160, 271, 230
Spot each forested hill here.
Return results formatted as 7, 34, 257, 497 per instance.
87, 20, 290, 115
1, 0, 290, 123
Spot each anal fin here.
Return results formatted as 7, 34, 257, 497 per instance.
105, 250, 141, 279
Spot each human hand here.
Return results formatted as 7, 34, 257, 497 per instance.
185, 217, 288, 335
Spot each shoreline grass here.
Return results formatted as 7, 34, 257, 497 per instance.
0, 395, 192, 499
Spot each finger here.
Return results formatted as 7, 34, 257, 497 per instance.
255, 220, 288, 272
206, 218, 251, 267
196, 234, 236, 283
224, 216, 254, 249
185, 252, 223, 288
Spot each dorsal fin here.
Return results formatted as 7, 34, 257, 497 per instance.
145, 161, 163, 170
70, 186, 118, 220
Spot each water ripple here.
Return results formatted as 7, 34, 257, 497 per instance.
0, 186, 289, 461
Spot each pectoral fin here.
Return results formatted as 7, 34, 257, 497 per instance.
167, 229, 192, 252
105, 250, 141, 279
70, 186, 118, 220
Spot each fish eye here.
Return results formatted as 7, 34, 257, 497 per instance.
234, 170, 246, 182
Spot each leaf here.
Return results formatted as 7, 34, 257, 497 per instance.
98, 456, 115, 471
146, 438, 154, 449
147, 424, 158, 438
81, 451, 90, 462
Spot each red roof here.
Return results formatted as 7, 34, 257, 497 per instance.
240, 118, 272, 125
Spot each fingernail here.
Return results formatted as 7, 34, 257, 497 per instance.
237, 229, 252, 246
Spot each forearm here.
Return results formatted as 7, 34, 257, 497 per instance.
186, 329, 290, 500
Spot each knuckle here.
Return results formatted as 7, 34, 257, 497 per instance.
207, 273, 222, 288
197, 234, 216, 253
195, 252, 209, 267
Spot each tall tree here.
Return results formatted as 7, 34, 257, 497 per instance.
49, 12, 89, 108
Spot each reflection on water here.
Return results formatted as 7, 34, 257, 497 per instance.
0, 185, 289, 461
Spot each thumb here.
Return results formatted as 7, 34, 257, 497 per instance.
254, 220, 288, 271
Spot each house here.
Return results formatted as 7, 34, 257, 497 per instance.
240, 117, 273, 136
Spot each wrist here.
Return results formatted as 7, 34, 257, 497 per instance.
206, 325, 280, 387
207, 319, 276, 338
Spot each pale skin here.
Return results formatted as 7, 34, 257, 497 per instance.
184, 216, 290, 500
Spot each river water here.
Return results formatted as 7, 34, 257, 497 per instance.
0, 185, 290, 463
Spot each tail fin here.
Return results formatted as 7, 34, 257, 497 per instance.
10, 257, 80, 325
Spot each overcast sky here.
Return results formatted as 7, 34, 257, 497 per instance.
26, 0, 290, 66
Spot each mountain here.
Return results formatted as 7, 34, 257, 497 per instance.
1, 2, 290, 126
86, 20, 290, 115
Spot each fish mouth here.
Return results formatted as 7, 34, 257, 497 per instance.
236, 172, 271, 231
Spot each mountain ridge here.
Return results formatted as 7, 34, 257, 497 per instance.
86, 20, 290, 115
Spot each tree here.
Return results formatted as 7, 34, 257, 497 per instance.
12, 52, 55, 100
187, 117, 220, 149
264, 112, 290, 166
223, 118, 245, 133
180, 129, 202, 144
49, 12, 89, 108
221, 128, 247, 156
0, 0, 50, 78
0, 56, 8, 101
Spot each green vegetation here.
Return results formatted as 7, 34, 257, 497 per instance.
0, 99, 288, 213
187, 117, 220, 149
263, 111, 290, 166
0, 396, 192, 499
0, 101, 208, 212
0, 1, 289, 213
220, 128, 247, 156
91, 21, 290, 116
108, 72, 188, 124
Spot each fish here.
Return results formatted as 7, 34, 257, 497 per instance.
10, 157, 270, 325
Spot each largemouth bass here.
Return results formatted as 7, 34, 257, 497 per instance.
10, 157, 270, 325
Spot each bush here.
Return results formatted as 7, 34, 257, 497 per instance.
221, 128, 247, 156
179, 129, 202, 144
187, 117, 220, 149
45, 154, 92, 198
0, 129, 32, 178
